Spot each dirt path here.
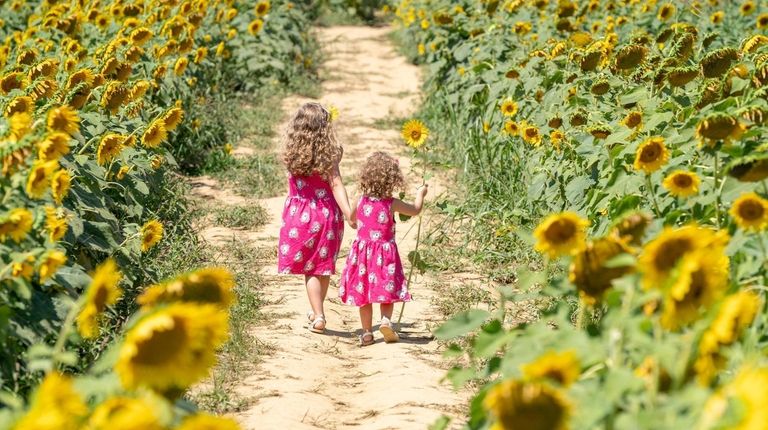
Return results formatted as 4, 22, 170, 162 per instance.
192, 26, 465, 429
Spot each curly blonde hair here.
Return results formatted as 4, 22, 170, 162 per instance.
282, 102, 342, 177
359, 152, 405, 199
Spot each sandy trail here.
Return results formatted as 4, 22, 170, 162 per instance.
192, 26, 465, 429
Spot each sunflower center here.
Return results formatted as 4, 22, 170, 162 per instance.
640, 144, 660, 162
673, 174, 692, 188
680, 268, 707, 304
410, 130, 421, 140
92, 284, 109, 311
132, 318, 187, 365
738, 200, 764, 221
544, 220, 576, 244
653, 238, 693, 271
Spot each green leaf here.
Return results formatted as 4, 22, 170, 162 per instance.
428, 416, 451, 430
434, 309, 490, 339
603, 253, 636, 268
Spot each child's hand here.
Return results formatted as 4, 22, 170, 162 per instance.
418, 183, 429, 198
346, 217, 357, 229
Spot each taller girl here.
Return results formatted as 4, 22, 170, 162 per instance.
278, 102, 355, 334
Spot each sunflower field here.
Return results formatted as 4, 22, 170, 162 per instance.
393, 0, 768, 428
0, 0, 315, 428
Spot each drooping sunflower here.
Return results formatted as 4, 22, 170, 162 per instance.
589, 126, 612, 140
729, 192, 768, 231
521, 123, 542, 146
142, 120, 168, 148
26, 160, 58, 199
633, 136, 669, 174
696, 113, 745, 146
610, 211, 651, 246
176, 414, 241, 430
614, 45, 647, 70
97, 134, 126, 165
533, 212, 589, 259
727, 156, 768, 182
522, 350, 581, 387
39, 249, 67, 281
51, 170, 72, 205
45, 207, 68, 242
484, 379, 570, 430
38, 133, 71, 161
0, 71, 25, 94
115, 303, 229, 390
248, 19, 264, 35
140, 219, 164, 252
162, 107, 184, 131
590, 80, 610, 95
84, 396, 163, 430
0, 208, 34, 243
657, 3, 675, 21
5, 95, 34, 116
174, 57, 189, 76
401, 119, 429, 149
500, 99, 518, 117
76, 259, 123, 339
138, 267, 235, 309
12, 373, 88, 430
46, 105, 80, 136
101, 82, 130, 115
662, 170, 701, 197
569, 235, 635, 304
621, 110, 643, 129
742, 35, 768, 53
700, 48, 740, 79
254, 0, 270, 16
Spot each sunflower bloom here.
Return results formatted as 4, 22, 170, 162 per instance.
115, 303, 229, 390
500, 99, 518, 117
38, 133, 71, 162
401, 119, 429, 149
710, 11, 724, 24
5, 95, 34, 116
12, 256, 36, 280
12, 373, 87, 430
138, 267, 235, 309
97, 134, 126, 165
194, 47, 208, 64
254, 0, 270, 16
84, 396, 163, 430
569, 235, 634, 304
696, 114, 745, 147
657, 3, 675, 21
729, 192, 768, 231
140, 219, 164, 252
705, 367, 768, 429
46, 105, 80, 136
633, 136, 669, 174
248, 19, 264, 35
740, 1, 755, 15
522, 350, 581, 387
521, 123, 542, 146
142, 120, 167, 148
26, 160, 58, 199
76, 259, 123, 339
662, 171, 700, 197
129, 27, 153, 45
621, 111, 642, 129
533, 212, 589, 259
162, 107, 184, 130
504, 120, 520, 136
328, 105, 339, 122
174, 57, 189, 76
177, 414, 241, 430
39, 249, 67, 281
45, 207, 68, 242
484, 379, 570, 430
51, 170, 72, 205
0, 208, 34, 243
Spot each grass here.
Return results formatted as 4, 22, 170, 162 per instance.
212, 205, 269, 229
215, 154, 285, 198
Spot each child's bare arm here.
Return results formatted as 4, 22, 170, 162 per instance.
392, 184, 428, 216
330, 164, 355, 225
349, 196, 358, 224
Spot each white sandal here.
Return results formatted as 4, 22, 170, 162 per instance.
360, 331, 375, 346
379, 316, 400, 343
308, 314, 326, 334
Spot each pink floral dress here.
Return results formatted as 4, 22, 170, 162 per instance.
339, 195, 411, 306
278, 174, 344, 275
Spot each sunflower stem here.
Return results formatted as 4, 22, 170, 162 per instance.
51, 296, 84, 369
575, 299, 589, 330
645, 174, 662, 218
713, 152, 722, 229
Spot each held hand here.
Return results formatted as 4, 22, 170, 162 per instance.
346, 217, 358, 229
418, 183, 429, 198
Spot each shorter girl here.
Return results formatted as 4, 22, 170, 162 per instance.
339, 152, 428, 346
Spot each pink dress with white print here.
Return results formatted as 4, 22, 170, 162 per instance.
339, 195, 410, 306
277, 174, 344, 275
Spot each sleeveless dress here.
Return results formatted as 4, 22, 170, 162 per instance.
277, 174, 344, 275
339, 196, 411, 306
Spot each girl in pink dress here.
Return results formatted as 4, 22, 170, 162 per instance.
339, 152, 428, 346
278, 102, 355, 334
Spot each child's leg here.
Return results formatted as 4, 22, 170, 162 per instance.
359, 304, 373, 332
305, 275, 330, 329
380, 303, 394, 321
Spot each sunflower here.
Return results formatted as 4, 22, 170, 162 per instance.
0, 208, 33, 243
589, 126, 612, 140
174, 57, 189, 76
696, 114, 745, 146
757, 13, 768, 29
657, 3, 675, 21
12, 373, 88, 430
742, 35, 768, 53
39, 249, 67, 281
97, 134, 126, 165
115, 303, 229, 390
661, 249, 729, 329
11, 256, 36, 280
248, 19, 264, 35
46, 105, 80, 136
622, 110, 643, 129
158, 108, 184, 134
151, 155, 164, 170
633, 136, 669, 174
550, 130, 565, 150
590, 80, 610, 95
401, 119, 429, 149
740, 1, 755, 15
522, 350, 581, 387
0, 71, 25, 94
84, 396, 163, 430
26, 160, 58, 199
5, 95, 34, 116
533, 212, 589, 259
730, 192, 768, 231
569, 235, 635, 304
700, 48, 739, 78
176, 414, 241, 430
707, 367, 768, 429
255, 0, 270, 16
138, 267, 235, 309
521, 123, 542, 146
579, 50, 603, 72
140, 219, 164, 252
193, 47, 207, 64
638, 225, 728, 290
615, 45, 647, 70
662, 170, 701, 197
51, 170, 71, 205
667, 66, 699, 87
75, 259, 122, 339
484, 379, 570, 430
142, 120, 168, 148
101, 82, 129, 114
38, 133, 71, 161
728, 157, 768, 182
505, 69, 520, 79
45, 207, 68, 242
610, 211, 651, 245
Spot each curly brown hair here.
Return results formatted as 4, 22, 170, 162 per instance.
359, 152, 405, 199
282, 102, 342, 177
